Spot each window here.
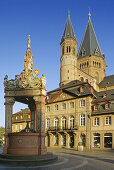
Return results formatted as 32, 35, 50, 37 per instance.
94, 104, 98, 111
55, 104, 59, 110
46, 118, 50, 129
70, 102, 74, 109
28, 115, 30, 119
20, 115, 23, 119
105, 116, 111, 125
80, 100, 85, 107
93, 133, 100, 148
15, 125, 18, 130
61, 117, 66, 129
54, 118, 59, 129
105, 103, 110, 110
69, 116, 74, 129
47, 106, 50, 112
104, 133, 112, 148
80, 86, 84, 93
16, 116, 18, 120
62, 103, 66, 110
80, 114, 85, 126
93, 118, 99, 126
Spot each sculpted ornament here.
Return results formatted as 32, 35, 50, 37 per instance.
4, 35, 46, 89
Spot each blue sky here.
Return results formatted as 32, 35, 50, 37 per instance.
0, 0, 114, 127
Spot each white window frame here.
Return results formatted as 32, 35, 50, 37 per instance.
46, 118, 50, 129
62, 103, 66, 110
80, 100, 85, 107
105, 116, 111, 125
61, 117, 66, 129
46, 106, 50, 112
70, 102, 74, 109
55, 104, 59, 110
54, 118, 59, 129
69, 116, 74, 129
80, 114, 85, 126
93, 117, 99, 126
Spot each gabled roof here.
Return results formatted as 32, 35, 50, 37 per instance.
60, 15, 76, 44
78, 17, 102, 58
99, 75, 114, 88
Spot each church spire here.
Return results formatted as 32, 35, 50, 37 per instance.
27, 35, 31, 51
60, 13, 76, 44
78, 11, 102, 58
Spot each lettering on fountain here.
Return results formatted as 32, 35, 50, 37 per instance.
3, 35, 47, 155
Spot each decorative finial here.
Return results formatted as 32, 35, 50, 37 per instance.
88, 8, 91, 20
27, 35, 31, 50
68, 9, 70, 18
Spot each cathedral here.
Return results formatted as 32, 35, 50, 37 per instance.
12, 11, 114, 150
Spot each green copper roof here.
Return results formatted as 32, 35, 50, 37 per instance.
78, 18, 102, 58
61, 15, 76, 44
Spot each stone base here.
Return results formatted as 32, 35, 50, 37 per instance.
3, 132, 47, 155
0, 152, 58, 166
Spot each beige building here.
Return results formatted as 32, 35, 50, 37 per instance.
45, 11, 114, 150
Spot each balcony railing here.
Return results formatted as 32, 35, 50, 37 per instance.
47, 125, 78, 132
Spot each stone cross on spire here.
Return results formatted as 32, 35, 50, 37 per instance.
27, 35, 31, 50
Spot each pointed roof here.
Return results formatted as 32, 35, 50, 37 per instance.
78, 12, 102, 58
60, 14, 76, 44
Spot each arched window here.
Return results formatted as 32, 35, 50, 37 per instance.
67, 46, 68, 53
61, 117, 66, 129
54, 117, 59, 129
85, 62, 86, 67
99, 63, 101, 68
97, 62, 98, 67
87, 61, 89, 67
69, 46, 71, 53
80, 64, 82, 69
95, 62, 96, 67
93, 61, 94, 66
69, 116, 74, 129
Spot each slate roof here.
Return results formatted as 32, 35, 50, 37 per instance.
46, 80, 95, 103
92, 89, 114, 115
78, 18, 102, 58
60, 15, 76, 44
99, 75, 114, 88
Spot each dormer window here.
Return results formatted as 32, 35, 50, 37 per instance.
80, 86, 84, 93
94, 104, 98, 111
105, 102, 110, 110
103, 93, 107, 98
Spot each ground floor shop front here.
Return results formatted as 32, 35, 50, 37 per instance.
45, 130, 114, 150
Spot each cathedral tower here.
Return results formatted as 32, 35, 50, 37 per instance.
60, 13, 77, 87
77, 10, 106, 84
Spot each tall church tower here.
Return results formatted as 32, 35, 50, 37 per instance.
60, 13, 77, 87
77, 10, 106, 84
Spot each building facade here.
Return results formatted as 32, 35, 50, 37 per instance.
45, 11, 114, 150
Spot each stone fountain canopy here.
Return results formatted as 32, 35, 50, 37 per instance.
3, 35, 47, 155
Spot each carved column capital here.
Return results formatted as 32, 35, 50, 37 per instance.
5, 98, 15, 105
